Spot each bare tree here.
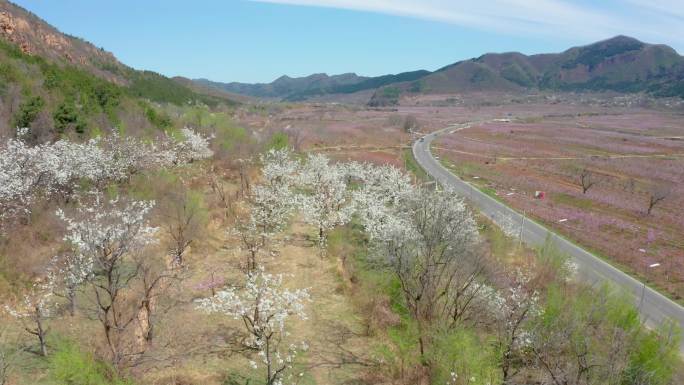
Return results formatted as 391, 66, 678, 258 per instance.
285, 126, 304, 151
209, 170, 231, 212
579, 168, 597, 194
403, 115, 419, 133
162, 188, 206, 266
0, 327, 15, 385
236, 217, 263, 272
623, 178, 636, 194
646, 184, 670, 215
134, 255, 181, 347
237, 159, 252, 199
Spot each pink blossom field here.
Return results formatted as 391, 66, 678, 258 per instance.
435, 110, 684, 300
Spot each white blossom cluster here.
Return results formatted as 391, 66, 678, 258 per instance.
346, 162, 416, 241
0, 128, 213, 227
295, 153, 354, 249
0, 137, 48, 220
495, 213, 522, 239
45, 253, 93, 307
197, 268, 310, 333
260, 148, 299, 188
173, 128, 214, 163
56, 195, 158, 274
250, 183, 296, 238
196, 268, 310, 385
486, 269, 540, 349
257, 149, 419, 248
4, 282, 54, 321
255, 150, 300, 227
255, 149, 481, 264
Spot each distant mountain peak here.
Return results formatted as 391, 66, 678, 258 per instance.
601, 35, 644, 44
198, 35, 684, 104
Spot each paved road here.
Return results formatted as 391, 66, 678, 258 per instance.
413, 124, 684, 351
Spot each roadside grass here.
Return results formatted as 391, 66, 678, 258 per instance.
436, 158, 507, 203
402, 148, 429, 182
551, 192, 595, 210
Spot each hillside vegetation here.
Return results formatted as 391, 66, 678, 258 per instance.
0, 0, 237, 141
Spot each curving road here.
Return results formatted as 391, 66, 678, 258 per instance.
413, 124, 684, 351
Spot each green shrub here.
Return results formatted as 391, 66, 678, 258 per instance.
535, 235, 574, 282
622, 322, 680, 385
54, 101, 87, 135
143, 104, 172, 130
48, 339, 133, 385
536, 284, 679, 385
429, 328, 501, 385
0, 61, 21, 84
265, 131, 289, 151
14, 96, 45, 128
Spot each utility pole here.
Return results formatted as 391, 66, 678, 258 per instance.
518, 210, 526, 249
640, 263, 660, 312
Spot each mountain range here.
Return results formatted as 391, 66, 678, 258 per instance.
1, 0, 683, 121
199, 35, 684, 105
194, 70, 430, 102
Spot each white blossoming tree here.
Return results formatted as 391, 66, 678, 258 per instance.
57, 195, 158, 366
4, 283, 54, 356
0, 137, 50, 224
236, 193, 293, 272
349, 163, 415, 241
236, 149, 299, 272
376, 189, 482, 361
295, 153, 353, 252
46, 253, 93, 316
486, 270, 540, 383
0, 128, 213, 229
196, 269, 310, 385
260, 148, 299, 189
173, 127, 214, 164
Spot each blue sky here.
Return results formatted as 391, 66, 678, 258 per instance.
12, 0, 684, 83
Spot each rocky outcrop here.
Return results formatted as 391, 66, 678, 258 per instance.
0, 2, 128, 84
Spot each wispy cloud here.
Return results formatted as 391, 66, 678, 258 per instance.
253, 0, 684, 51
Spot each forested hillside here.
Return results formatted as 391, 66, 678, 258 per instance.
0, 0, 238, 141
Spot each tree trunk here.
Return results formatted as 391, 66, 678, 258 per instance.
36, 318, 47, 356
67, 289, 76, 316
